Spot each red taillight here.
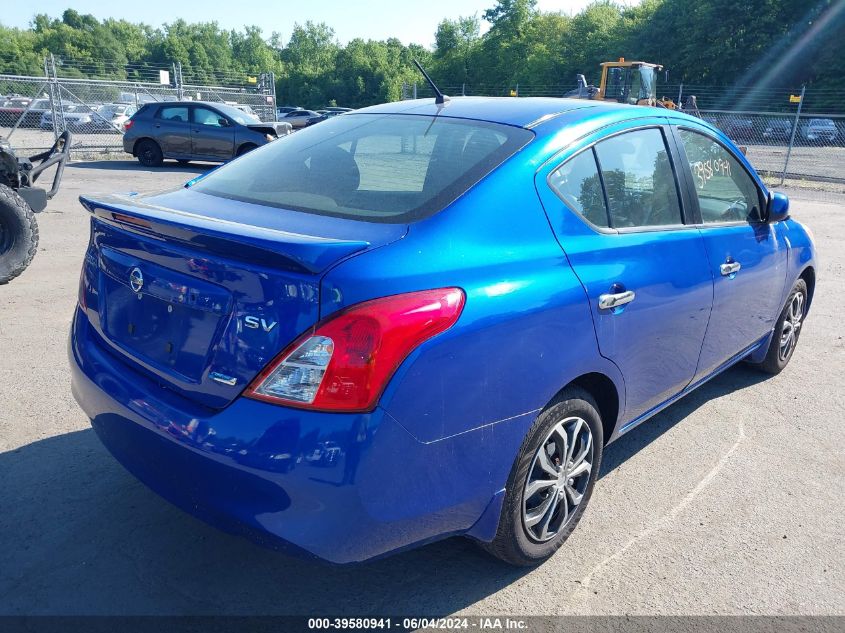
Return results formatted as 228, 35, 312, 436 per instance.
245, 288, 465, 412
123, 119, 134, 132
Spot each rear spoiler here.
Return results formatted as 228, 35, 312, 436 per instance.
79, 194, 370, 274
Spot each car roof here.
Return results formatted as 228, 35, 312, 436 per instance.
352, 96, 658, 128
145, 101, 232, 108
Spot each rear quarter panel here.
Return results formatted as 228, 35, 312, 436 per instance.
320, 145, 624, 445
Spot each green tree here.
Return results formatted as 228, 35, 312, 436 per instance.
1, 0, 842, 111
433, 15, 480, 86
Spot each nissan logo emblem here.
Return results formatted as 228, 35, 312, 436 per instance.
129, 267, 144, 293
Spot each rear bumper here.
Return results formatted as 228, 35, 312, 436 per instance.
69, 307, 507, 563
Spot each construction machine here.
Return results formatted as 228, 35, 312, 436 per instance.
566, 58, 700, 117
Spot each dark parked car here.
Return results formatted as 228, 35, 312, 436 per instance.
123, 101, 292, 166
723, 117, 755, 142
762, 118, 792, 143
306, 110, 348, 126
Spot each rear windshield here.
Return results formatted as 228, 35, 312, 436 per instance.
191, 113, 533, 223
213, 102, 260, 124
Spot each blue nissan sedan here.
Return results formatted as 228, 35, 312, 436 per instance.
70, 97, 816, 566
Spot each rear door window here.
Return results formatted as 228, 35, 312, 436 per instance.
593, 128, 684, 228
157, 106, 189, 123
548, 149, 609, 228
191, 113, 533, 223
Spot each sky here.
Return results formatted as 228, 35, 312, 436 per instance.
4, 0, 640, 47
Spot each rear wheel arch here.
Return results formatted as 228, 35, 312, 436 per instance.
552, 372, 620, 445
132, 137, 156, 156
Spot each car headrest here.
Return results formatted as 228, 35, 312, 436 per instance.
308, 146, 360, 204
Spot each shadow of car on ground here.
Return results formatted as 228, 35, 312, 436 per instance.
0, 351, 769, 615
69, 160, 216, 175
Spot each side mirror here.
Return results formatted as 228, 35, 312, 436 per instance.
766, 191, 790, 223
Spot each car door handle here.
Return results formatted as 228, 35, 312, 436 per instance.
598, 290, 636, 310
720, 262, 741, 276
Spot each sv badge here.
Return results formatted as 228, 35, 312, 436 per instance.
243, 316, 278, 332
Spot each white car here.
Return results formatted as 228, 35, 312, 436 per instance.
94, 103, 137, 131
41, 103, 137, 133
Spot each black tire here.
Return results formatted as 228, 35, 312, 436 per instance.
236, 143, 257, 157
135, 139, 163, 167
753, 279, 808, 375
0, 184, 39, 285
481, 387, 604, 566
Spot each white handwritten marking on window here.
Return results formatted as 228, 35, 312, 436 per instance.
691, 158, 731, 189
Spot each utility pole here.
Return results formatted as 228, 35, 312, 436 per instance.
781, 84, 806, 186
176, 61, 184, 100
269, 71, 277, 122
47, 54, 64, 139
172, 62, 184, 100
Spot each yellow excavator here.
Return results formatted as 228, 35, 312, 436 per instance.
567, 58, 700, 116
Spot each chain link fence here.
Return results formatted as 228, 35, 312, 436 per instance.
698, 110, 843, 183
3, 62, 842, 184
403, 82, 844, 184
1, 61, 276, 158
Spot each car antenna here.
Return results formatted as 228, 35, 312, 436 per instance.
413, 59, 450, 105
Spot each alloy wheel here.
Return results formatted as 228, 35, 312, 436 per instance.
779, 292, 804, 361
522, 416, 593, 542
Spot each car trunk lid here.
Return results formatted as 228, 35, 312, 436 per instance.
79, 188, 406, 409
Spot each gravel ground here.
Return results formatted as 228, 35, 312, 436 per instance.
0, 160, 843, 617
747, 143, 845, 182
2, 125, 124, 155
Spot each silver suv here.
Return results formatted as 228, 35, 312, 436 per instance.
802, 118, 837, 144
